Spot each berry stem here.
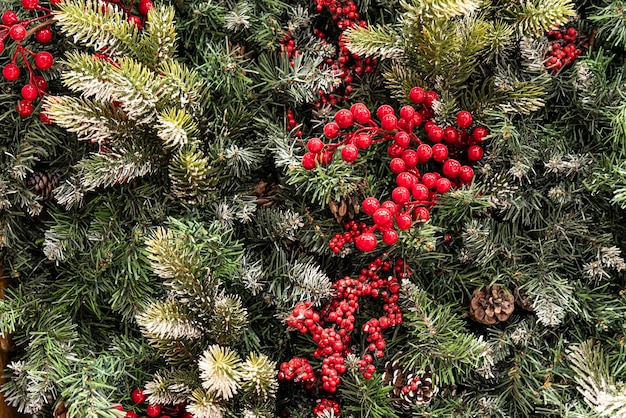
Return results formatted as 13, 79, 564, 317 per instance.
24, 17, 55, 39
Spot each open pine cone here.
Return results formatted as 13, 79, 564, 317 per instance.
469, 285, 515, 325
383, 361, 439, 409
27, 171, 61, 202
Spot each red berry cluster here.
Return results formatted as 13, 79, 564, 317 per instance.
545, 26, 584, 74
279, 258, 407, 416
312, 0, 376, 106
286, 108, 303, 137
313, 398, 341, 417
302, 87, 487, 252
120, 388, 193, 418
328, 220, 368, 254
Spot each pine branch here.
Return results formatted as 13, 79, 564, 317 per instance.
505, 0, 577, 36
400, 0, 482, 21
344, 25, 404, 60
136, 299, 203, 340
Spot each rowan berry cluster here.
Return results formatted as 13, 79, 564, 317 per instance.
313, 398, 341, 417
279, 258, 407, 416
303, 87, 487, 252
118, 388, 193, 418
545, 26, 584, 74
0, 0, 153, 118
328, 220, 368, 254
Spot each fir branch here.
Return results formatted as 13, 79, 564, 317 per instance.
136, 299, 203, 340
568, 340, 626, 417
140, 6, 178, 66
156, 107, 198, 148
187, 387, 225, 418
198, 344, 242, 400
400, 0, 482, 21
344, 25, 404, 59
208, 293, 249, 345
506, 0, 577, 36
169, 145, 218, 204
144, 369, 196, 406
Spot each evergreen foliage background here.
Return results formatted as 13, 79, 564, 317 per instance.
1, 0, 626, 416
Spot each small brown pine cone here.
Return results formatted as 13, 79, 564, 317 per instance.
27, 171, 61, 202
253, 180, 279, 207
514, 287, 535, 312
469, 285, 515, 325
328, 194, 361, 223
383, 362, 439, 408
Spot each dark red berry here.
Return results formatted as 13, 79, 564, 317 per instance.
409, 87, 425, 103
355, 232, 377, 251
424, 90, 438, 107
456, 111, 473, 129
16, 99, 33, 117
146, 405, 161, 418
35, 27, 52, 43
414, 207, 430, 223
35, 52, 54, 70
458, 165, 474, 184
22, 0, 38, 10
9, 24, 26, 41
131, 388, 147, 404
335, 108, 354, 128
3, 64, 20, 81
125, 412, 138, 418
21, 84, 38, 101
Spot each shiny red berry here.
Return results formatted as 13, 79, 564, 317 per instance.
396, 172, 416, 189
350, 103, 371, 124
409, 87, 425, 104
472, 126, 488, 143
16, 99, 33, 117
146, 405, 161, 417
412, 184, 429, 201
127, 15, 142, 27
362, 197, 380, 215
35, 27, 52, 43
33, 76, 48, 91
394, 131, 411, 148
382, 229, 398, 245
302, 152, 317, 170
372, 208, 392, 227
22, 0, 38, 10
456, 110, 473, 129
3, 64, 20, 81
354, 133, 371, 149
39, 112, 52, 124
389, 158, 406, 174
125, 412, 138, 418
138, 0, 154, 15
424, 90, 438, 107
323, 122, 340, 139
442, 159, 461, 178
395, 213, 412, 230
355, 232, 377, 252
112, 404, 124, 411
431, 143, 449, 162
421, 173, 438, 189
467, 145, 484, 161
307, 137, 324, 153
381, 114, 397, 131
436, 177, 452, 193
376, 104, 394, 119
392, 186, 410, 204
401, 149, 418, 168
458, 165, 474, 184
428, 125, 444, 143
399, 105, 415, 120
131, 388, 147, 404
2, 11, 18, 26
21, 84, 38, 101
35, 52, 54, 70
341, 144, 358, 162
416, 144, 432, 163
414, 206, 430, 223
9, 24, 26, 41
335, 108, 354, 128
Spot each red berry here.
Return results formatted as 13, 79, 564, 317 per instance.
323, 122, 340, 139
128, 15, 143, 27
376, 104, 394, 119
444, 126, 458, 143
389, 158, 406, 174
428, 125, 444, 143
335, 108, 354, 128
307, 138, 324, 153
456, 111, 473, 129
35, 27, 52, 43
409, 87, 425, 103
355, 232, 377, 251
0, 41, 4, 54
9, 24, 26, 41
424, 91, 438, 107
388, 144, 404, 158
392, 186, 410, 204
458, 165, 474, 184
372, 208, 392, 227
35, 52, 54, 70
436, 177, 452, 193
22, 0, 38, 9
381, 114, 397, 131
355, 133, 372, 149
3, 64, 20, 81
146, 405, 161, 418
399, 105, 415, 120
39, 112, 52, 124
362, 197, 380, 215
442, 159, 461, 178
414, 207, 430, 223
302, 152, 317, 170
394, 131, 411, 148
423, 121, 435, 134
2, 11, 18, 26
351, 103, 371, 124
382, 229, 398, 245
421, 173, 438, 190
467, 145, 483, 161
395, 213, 412, 230
125, 412, 138, 418
112, 404, 124, 411
431, 143, 448, 162
416, 144, 432, 163
16, 100, 33, 117
472, 126, 488, 143
396, 172, 416, 189
131, 388, 147, 404
341, 144, 358, 162
412, 184, 429, 201
401, 149, 418, 168
21, 84, 38, 101
138, 0, 154, 15
33, 76, 47, 91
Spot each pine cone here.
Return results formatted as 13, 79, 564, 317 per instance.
383, 362, 439, 409
469, 285, 515, 325
253, 180, 279, 207
27, 171, 60, 202
328, 194, 361, 223
514, 287, 534, 312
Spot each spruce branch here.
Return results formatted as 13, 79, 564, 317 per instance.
568, 340, 626, 417
156, 108, 198, 149
169, 145, 217, 204
136, 300, 203, 340
400, 0, 482, 21
239, 352, 278, 402
140, 6, 178, 66
187, 387, 225, 418
506, 0, 577, 36
344, 25, 404, 60
144, 369, 196, 405
198, 344, 242, 400
208, 293, 249, 345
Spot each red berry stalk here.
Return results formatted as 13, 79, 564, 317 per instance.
279, 258, 408, 417
545, 26, 585, 74
303, 87, 488, 252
